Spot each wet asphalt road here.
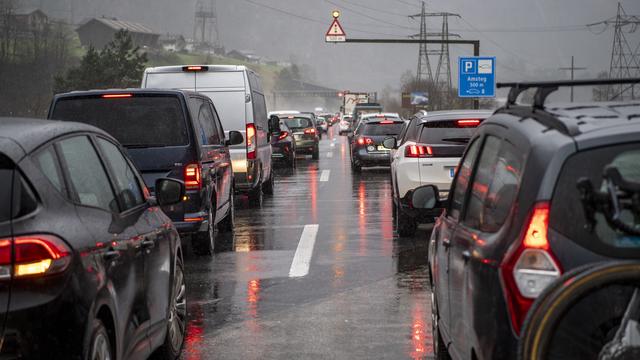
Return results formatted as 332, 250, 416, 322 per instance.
180, 125, 434, 360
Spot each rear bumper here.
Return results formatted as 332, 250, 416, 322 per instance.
294, 139, 318, 154
354, 149, 391, 166
271, 142, 294, 159
398, 191, 445, 222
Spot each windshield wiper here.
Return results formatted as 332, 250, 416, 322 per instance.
441, 137, 470, 144
123, 143, 168, 148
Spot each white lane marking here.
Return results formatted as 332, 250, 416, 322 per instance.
326, 152, 333, 158
289, 224, 319, 277
330, 143, 336, 148
320, 170, 330, 182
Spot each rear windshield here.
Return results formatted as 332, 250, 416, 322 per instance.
284, 117, 313, 129
51, 95, 189, 147
361, 122, 405, 136
419, 120, 480, 144
550, 143, 640, 257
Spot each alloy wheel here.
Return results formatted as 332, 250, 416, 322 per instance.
168, 264, 187, 352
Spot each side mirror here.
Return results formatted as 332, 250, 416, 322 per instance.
155, 178, 185, 206
226, 130, 244, 146
268, 115, 281, 134
383, 137, 397, 150
410, 185, 440, 210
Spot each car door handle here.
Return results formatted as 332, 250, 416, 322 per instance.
462, 250, 471, 262
103, 250, 121, 261
442, 238, 451, 248
142, 239, 156, 249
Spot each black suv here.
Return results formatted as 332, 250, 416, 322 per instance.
350, 115, 404, 172
0, 118, 186, 359
48, 89, 243, 256
412, 79, 640, 360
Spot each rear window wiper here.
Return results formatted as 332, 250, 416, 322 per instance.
441, 137, 470, 144
123, 143, 168, 149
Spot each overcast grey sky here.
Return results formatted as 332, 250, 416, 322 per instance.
36, 0, 640, 101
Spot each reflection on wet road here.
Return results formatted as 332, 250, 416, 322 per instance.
181, 126, 433, 359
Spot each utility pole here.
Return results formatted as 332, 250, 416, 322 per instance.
587, 3, 640, 100
193, 0, 222, 52
433, 12, 460, 92
558, 56, 586, 102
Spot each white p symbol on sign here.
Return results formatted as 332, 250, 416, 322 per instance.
464, 61, 474, 74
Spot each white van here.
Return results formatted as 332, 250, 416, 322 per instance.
142, 65, 275, 204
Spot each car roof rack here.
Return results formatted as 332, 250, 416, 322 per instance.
498, 78, 640, 109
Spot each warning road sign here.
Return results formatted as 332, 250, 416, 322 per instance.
325, 17, 346, 42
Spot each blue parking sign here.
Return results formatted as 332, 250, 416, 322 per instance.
458, 57, 496, 98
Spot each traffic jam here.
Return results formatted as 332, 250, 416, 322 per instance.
1, 1, 639, 359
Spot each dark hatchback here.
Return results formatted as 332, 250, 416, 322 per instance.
419, 85, 640, 359
0, 118, 186, 359
48, 89, 243, 256
350, 116, 404, 172
270, 119, 296, 168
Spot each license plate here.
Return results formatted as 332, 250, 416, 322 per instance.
449, 168, 455, 178
294, 135, 302, 140
377, 145, 388, 152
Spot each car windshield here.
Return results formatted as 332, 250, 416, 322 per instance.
361, 122, 405, 136
51, 95, 189, 147
284, 117, 313, 129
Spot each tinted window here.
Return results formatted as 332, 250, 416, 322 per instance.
97, 138, 145, 212
0, 155, 14, 222
35, 146, 66, 195
465, 136, 522, 232
284, 117, 313, 129
192, 98, 219, 145
550, 143, 640, 256
404, 117, 421, 142
211, 104, 225, 141
449, 138, 481, 220
361, 123, 405, 136
419, 120, 480, 144
58, 136, 117, 212
51, 95, 189, 147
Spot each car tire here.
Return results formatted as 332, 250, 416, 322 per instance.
396, 202, 417, 237
248, 180, 263, 206
152, 257, 187, 360
192, 206, 215, 256
218, 190, 234, 233
263, 170, 275, 195
431, 293, 451, 360
86, 319, 113, 360
289, 151, 296, 168
312, 146, 320, 160
351, 158, 362, 173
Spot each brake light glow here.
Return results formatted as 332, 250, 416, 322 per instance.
379, 120, 395, 124
246, 123, 257, 159
304, 128, 316, 135
102, 94, 132, 99
278, 131, 289, 141
457, 119, 481, 127
405, 144, 433, 158
0, 235, 71, 279
357, 137, 373, 146
500, 202, 561, 334
182, 65, 208, 72
184, 163, 202, 190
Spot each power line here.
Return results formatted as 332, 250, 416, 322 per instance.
324, 0, 415, 31
331, 0, 414, 18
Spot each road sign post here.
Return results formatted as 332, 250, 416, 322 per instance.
325, 10, 346, 43
458, 57, 496, 98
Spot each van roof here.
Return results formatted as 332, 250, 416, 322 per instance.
144, 65, 250, 73
53, 88, 201, 99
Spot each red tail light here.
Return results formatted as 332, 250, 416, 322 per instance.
0, 235, 71, 279
184, 163, 202, 190
304, 128, 316, 135
457, 119, 481, 127
357, 137, 373, 146
405, 144, 433, 158
379, 120, 395, 124
277, 131, 289, 141
246, 123, 257, 160
500, 202, 561, 335
102, 94, 132, 99
182, 65, 208, 72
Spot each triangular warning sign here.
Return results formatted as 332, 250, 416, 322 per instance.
325, 18, 346, 42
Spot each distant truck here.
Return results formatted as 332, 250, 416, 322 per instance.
343, 92, 370, 115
